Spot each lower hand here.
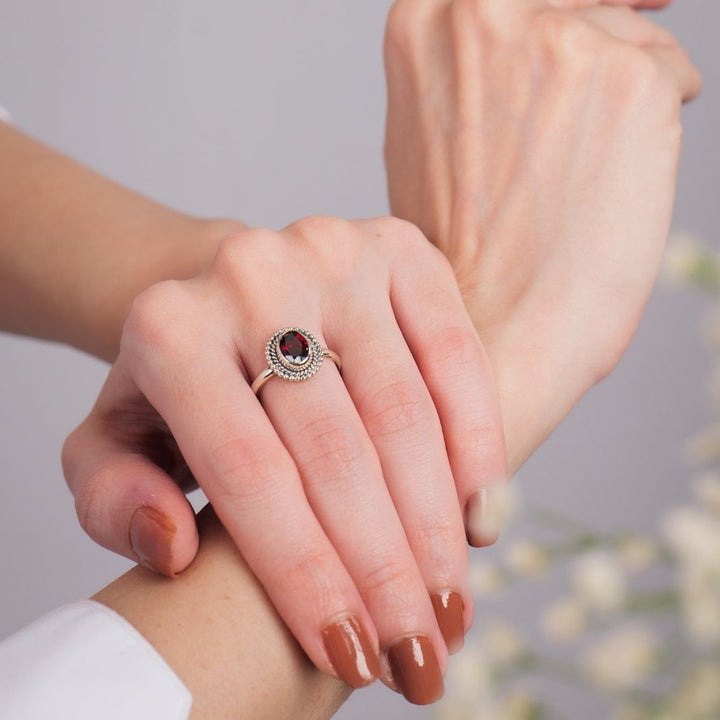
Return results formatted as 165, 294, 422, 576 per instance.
62, 216, 506, 703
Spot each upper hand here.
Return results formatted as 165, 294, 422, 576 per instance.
384, 0, 701, 471
62, 216, 506, 703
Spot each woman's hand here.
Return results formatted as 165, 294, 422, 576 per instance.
62, 216, 506, 703
384, 0, 701, 472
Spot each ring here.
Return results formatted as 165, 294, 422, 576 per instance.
250, 327, 341, 395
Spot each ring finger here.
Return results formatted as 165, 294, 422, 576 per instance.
252, 323, 448, 704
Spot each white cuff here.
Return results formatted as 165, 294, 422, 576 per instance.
0, 600, 192, 720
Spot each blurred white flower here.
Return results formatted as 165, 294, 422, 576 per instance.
670, 662, 720, 717
582, 624, 658, 691
469, 561, 504, 597
446, 644, 494, 701
540, 596, 587, 642
482, 619, 527, 665
506, 541, 549, 577
663, 507, 720, 573
572, 551, 626, 613
693, 472, 720, 514
467, 481, 520, 543
617, 536, 658, 572
496, 688, 540, 720
681, 580, 720, 646
663, 233, 707, 286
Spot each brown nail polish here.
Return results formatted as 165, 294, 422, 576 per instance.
387, 635, 444, 705
129, 506, 177, 576
466, 489, 499, 547
322, 615, 380, 688
431, 590, 465, 654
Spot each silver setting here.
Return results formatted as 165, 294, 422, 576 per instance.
265, 327, 324, 382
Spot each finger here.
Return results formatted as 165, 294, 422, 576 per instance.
255, 326, 447, 702
548, 0, 672, 9
577, 5, 680, 47
330, 307, 472, 655
579, 7, 702, 102
356, 217, 508, 550
388, 246, 509, 550
62, 369, 199, 577
122, 282, 382, 690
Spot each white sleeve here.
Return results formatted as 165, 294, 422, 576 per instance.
0, 106, 10, 123
0, 600, 192, 720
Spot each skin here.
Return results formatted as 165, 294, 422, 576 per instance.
0, 122, 238, 362
63, 215, 508, 700
384, 0, 701, 476
0, 0, 700, 715
94, 507, 354, 720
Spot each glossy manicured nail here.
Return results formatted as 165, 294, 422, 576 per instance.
466, 488, 499, 547
322, 615, 380, 688
129, 506, 176, 576
430, 590, 465, 654
387, 635, 444, 705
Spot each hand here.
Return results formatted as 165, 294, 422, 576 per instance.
62, 216, 507, 703
384, 0, 701, 472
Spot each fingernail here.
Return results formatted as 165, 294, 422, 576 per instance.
466, 489, 499, 547
387, 635, 444, 705
430, 590, 465, 654
129, 506, 176, 576
322, 615, 380, 688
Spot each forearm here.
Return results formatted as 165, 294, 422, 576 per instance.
94, 506, 351, 720
0, 123, 238, 361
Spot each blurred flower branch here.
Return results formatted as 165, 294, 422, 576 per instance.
439, 235, 720, 720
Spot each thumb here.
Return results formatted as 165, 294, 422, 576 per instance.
63, 425, 199, 577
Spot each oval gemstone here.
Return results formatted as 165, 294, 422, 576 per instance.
279, 330, 310, 366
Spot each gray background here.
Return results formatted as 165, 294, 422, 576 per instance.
0, 1, 717, 718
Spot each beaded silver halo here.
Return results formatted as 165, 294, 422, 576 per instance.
265, 327, 324, 382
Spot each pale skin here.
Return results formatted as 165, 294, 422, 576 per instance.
0, 0, 700, 716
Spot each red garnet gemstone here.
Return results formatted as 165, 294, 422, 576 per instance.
279, 331, 310, 365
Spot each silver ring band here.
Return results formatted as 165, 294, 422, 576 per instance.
251, 328, 341, 395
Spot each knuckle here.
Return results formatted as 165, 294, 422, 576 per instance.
452, 0, 506, 40
287, 215, 354, 244
608, 46, 661, 98
292, 414, 369, 484
379, 215, 425, 245
61, 427, 82, 481
285, 216, 362, 276
532, 10, 596, 73
210, 435, 291, 504
411, 516, 465, 569
283, 545, 338, 604
461, 421, 506, 463
385, 0, 420, 57
212, 228, 282, 289
73, 464, 108, 542
362, 375, 435, 443
122, 280, 193, 356
361, 556, 414, 597
433, 325, 484, 378
598, 46, 680, 116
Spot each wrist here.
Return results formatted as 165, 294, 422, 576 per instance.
85, 216, 244, 363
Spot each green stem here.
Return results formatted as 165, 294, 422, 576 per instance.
525, 504, 601, 537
